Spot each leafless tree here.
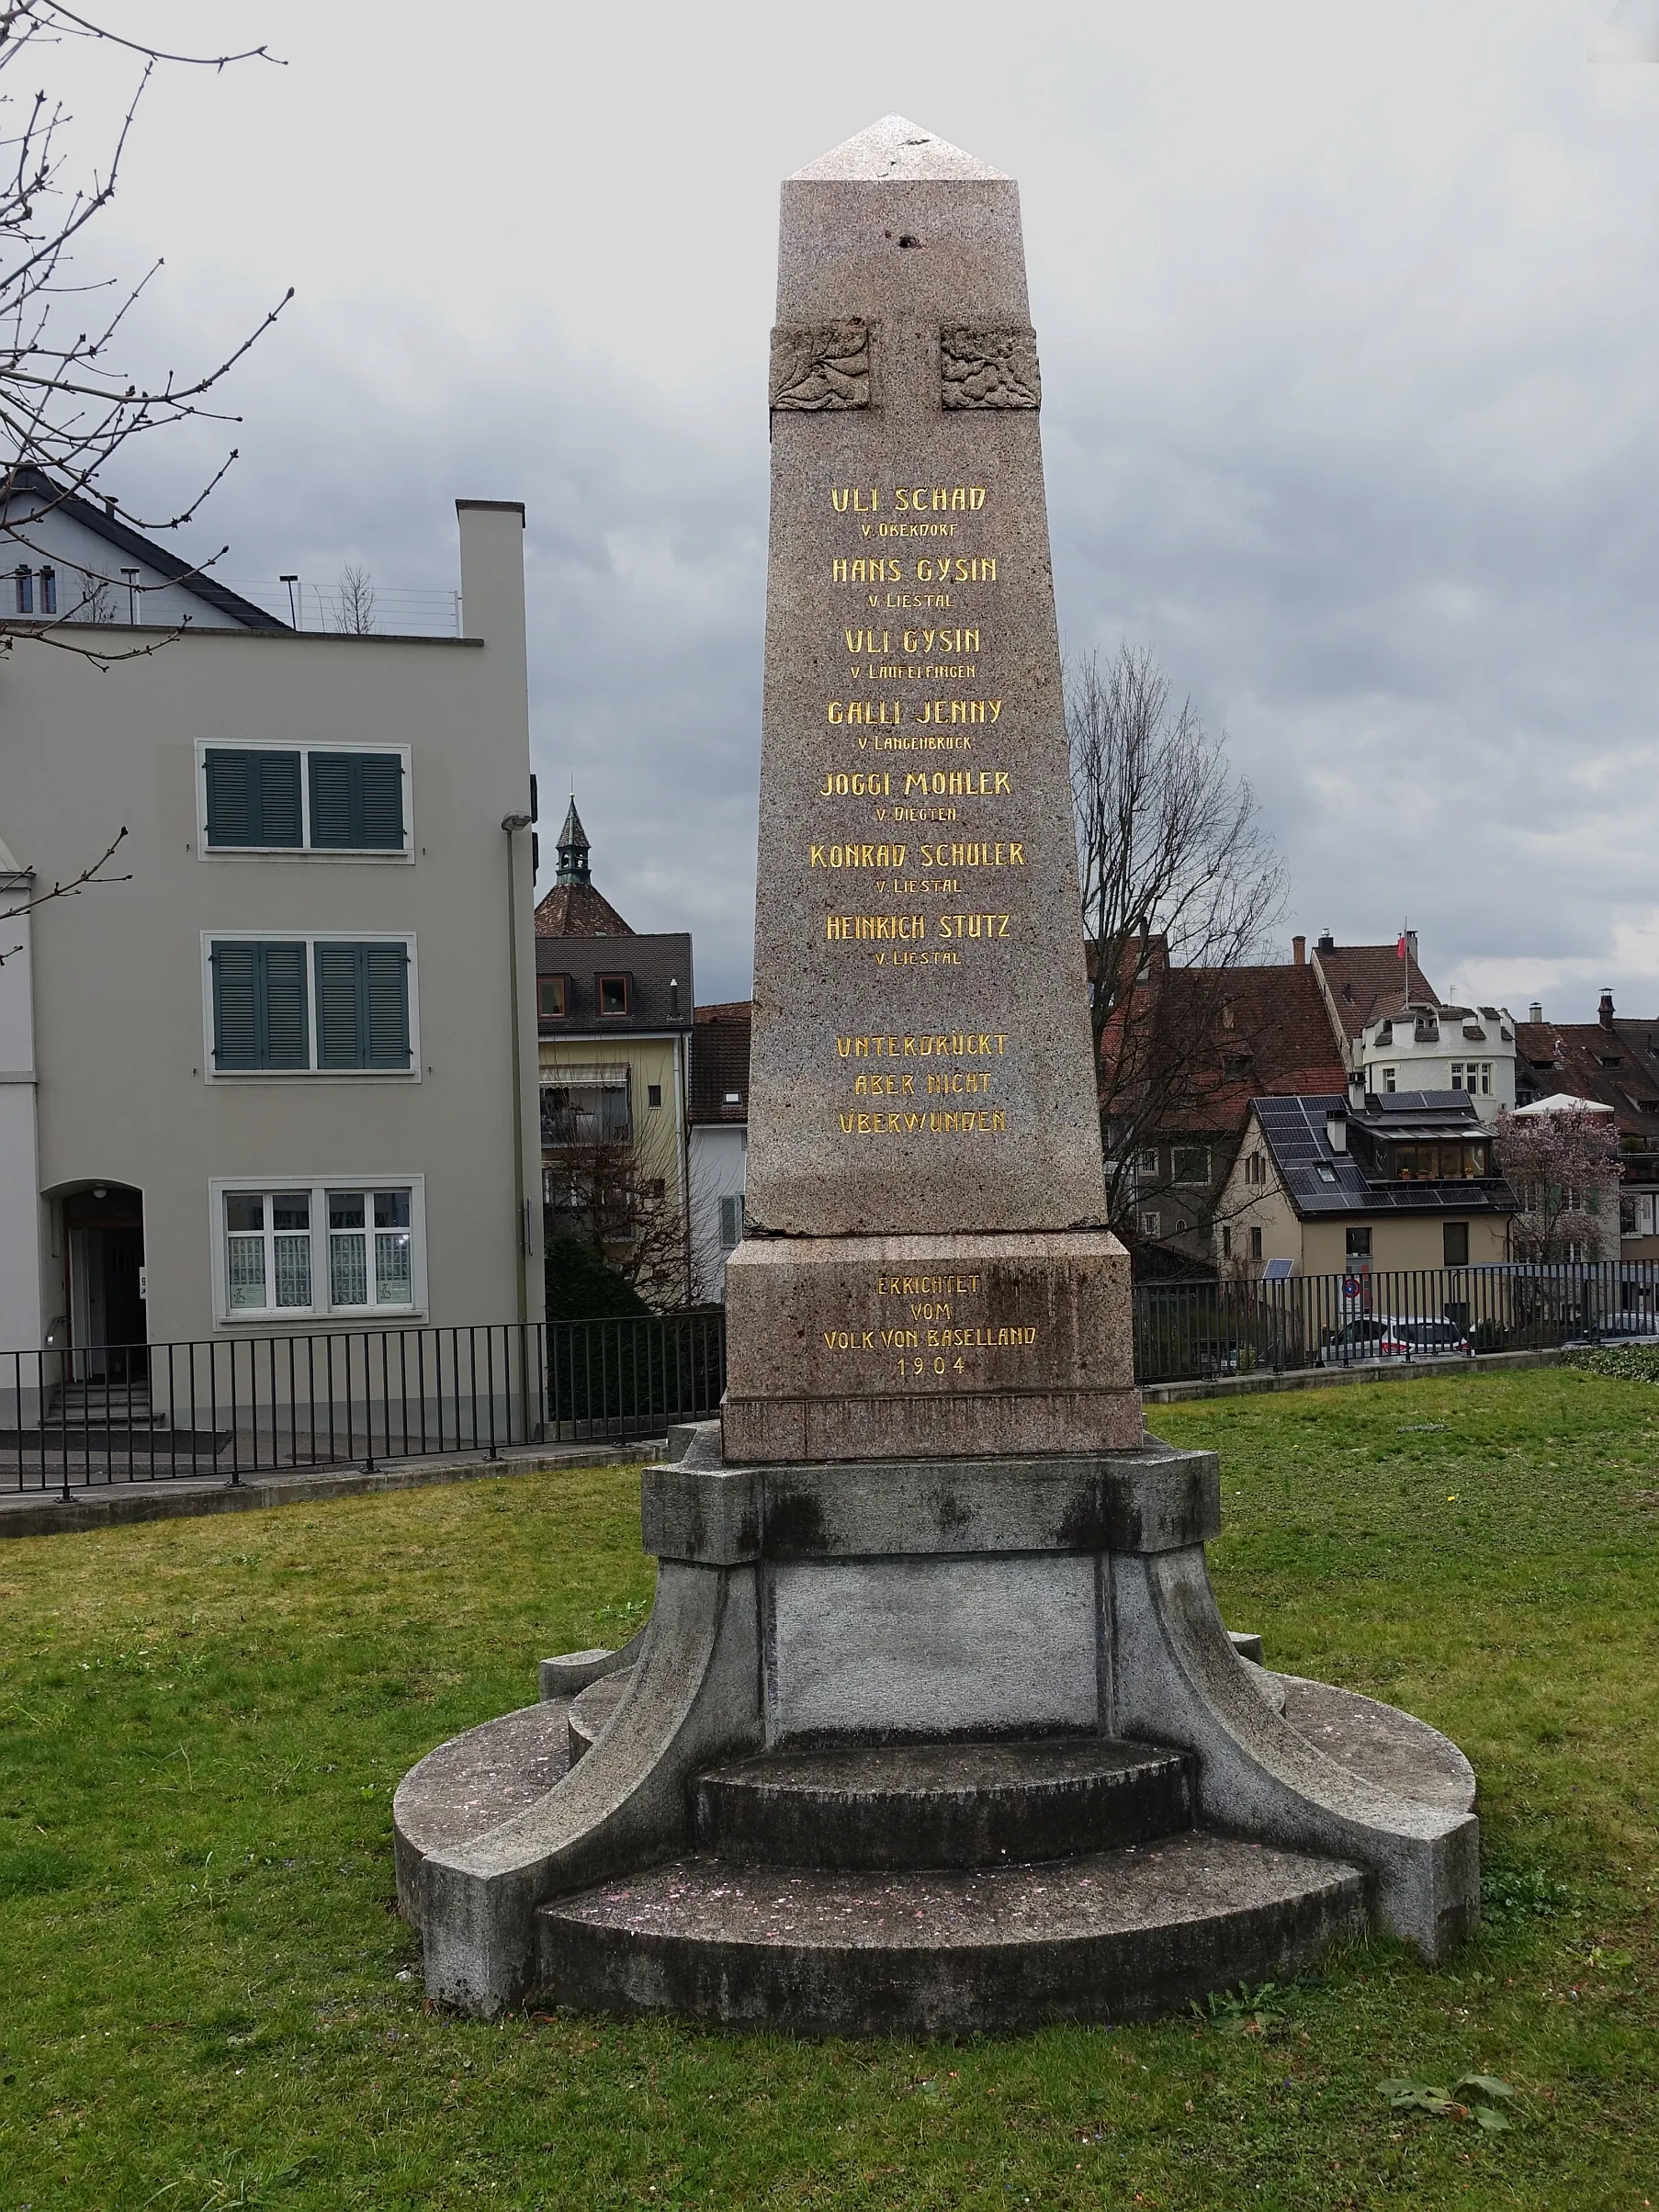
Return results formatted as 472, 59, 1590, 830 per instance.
1069, 644, 1287, 1246
333, 564, 377, 636
2, 2, 289, 665
542, 1108, 691, 1313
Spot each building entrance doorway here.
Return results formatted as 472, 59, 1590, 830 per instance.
64, 1186, 147, 1382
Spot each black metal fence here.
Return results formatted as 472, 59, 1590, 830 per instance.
2, 1324, 549, 1496
546, 1308, 727, 1444
1133, 1261, 1659, 1385
10, 1267, 1652, 1497
1, 1309, 732, 1496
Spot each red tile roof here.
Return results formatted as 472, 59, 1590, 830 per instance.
691, 1000, 751, 1124
1311, 943, 1439, 1042
1515, 1018, 1659, 1142
1137, 964, 1350, 1136
534, 879, 634, 938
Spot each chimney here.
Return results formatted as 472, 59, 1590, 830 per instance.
1599, 988, 1615, 1030
1528, 1000, 1542, 1024
1292, 933, 1306, 966
1348, 1069, 1367, 1112
1326, 1109, 1349, 1155
1405, 929, 1418, 972
1316, 931, 1335, 954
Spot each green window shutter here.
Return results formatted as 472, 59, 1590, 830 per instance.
363, 944, 411, 1066
205, 751, 253, 846
211, 942, 259, 1066
205, 750, 300, 846
261, 944, 310, 1067
254, 753, 303, 845
312, 943, 412, 1067
356, 754, 404, 849
307, 752, 404, 849
314, 944, 364, 1066
308, 753, 354, 847
211, 942, 308, 1068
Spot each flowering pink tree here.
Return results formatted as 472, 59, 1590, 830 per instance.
1493, 1106, 1622, 1263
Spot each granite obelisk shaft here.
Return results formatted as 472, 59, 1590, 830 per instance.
725, 118, 1137, 1463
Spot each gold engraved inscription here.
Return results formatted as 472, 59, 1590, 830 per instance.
818, 1265, 1041, 1388
836, 1109, 1008, 1134
836, 1033, 1008, 1056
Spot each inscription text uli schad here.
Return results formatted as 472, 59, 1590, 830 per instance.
723, 118, 1136, 1466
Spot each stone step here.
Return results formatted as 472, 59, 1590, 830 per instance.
567, 1668, 633, 1764
536, 1828, 1367, 2036
694, 1735, 1193, 1868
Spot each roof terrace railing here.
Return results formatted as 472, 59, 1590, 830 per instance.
216, 579, 463, 638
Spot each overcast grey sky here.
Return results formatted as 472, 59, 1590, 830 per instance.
53, 1, 1659, 1015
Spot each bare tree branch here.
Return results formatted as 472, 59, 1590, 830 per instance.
1, 2, 289, 660
1069, 644, 1287, 1247
334, 564, 376, 636
0, 819, 128, 958
541, 1105, 691, 1313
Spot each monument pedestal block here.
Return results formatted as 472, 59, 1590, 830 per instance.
721, 1230, 1140, 1464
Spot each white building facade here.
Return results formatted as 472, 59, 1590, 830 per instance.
1356, 1003, 1518, 1123
0, 487, 542, 1406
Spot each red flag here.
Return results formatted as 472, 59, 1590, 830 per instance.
1396, 932, 1407, 961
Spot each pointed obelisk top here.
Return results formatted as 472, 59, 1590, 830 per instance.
789, 114, 1008, 184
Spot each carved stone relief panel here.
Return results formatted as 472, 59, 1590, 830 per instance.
940, 326, 1042, 411
770, 321, 871, 411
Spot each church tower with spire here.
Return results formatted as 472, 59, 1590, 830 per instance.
534, 793, 633, 938
555, 796, 592, 887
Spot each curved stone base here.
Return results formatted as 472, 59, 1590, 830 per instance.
396, 1432, 1480, 2020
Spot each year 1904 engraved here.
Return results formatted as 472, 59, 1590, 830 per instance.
818, 1272, 1041, 1382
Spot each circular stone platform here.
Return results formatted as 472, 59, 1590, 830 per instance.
395, 1669, 1473, 2031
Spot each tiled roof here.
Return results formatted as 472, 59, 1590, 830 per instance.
534, 879, 634, 938
1311, 943, 1439, 1042
2, 464, 289, 631
691, 1001, 751, 1124
1133, 963, 1349, 1136
536, 931, 693, 1033
1514, 1018, 1659, 1140
1253, 1092, 1517, 1219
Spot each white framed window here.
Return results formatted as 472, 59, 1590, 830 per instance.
1135, 1146, 1159, 1180
1382, 1066, 1397, 1092
1450, 1061, 1493, 1095
1138, 1209, 1161, 1238
201, 932, 419, 1079
209, 1176, 426, 1324
196, 740, 412, 862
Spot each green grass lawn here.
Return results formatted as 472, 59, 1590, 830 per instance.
0, 1369, 1654, 2211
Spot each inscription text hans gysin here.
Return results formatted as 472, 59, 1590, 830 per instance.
793, 477, 1033, 1190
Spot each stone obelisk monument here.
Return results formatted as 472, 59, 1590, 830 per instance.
724, 117, 1137, 1464
396, 120, 1480, 2033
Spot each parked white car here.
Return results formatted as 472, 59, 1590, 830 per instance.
1316, 1317, 1472, 1367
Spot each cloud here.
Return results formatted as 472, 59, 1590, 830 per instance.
49, 0, 1659, 1012
1591, 2, 1659, 62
